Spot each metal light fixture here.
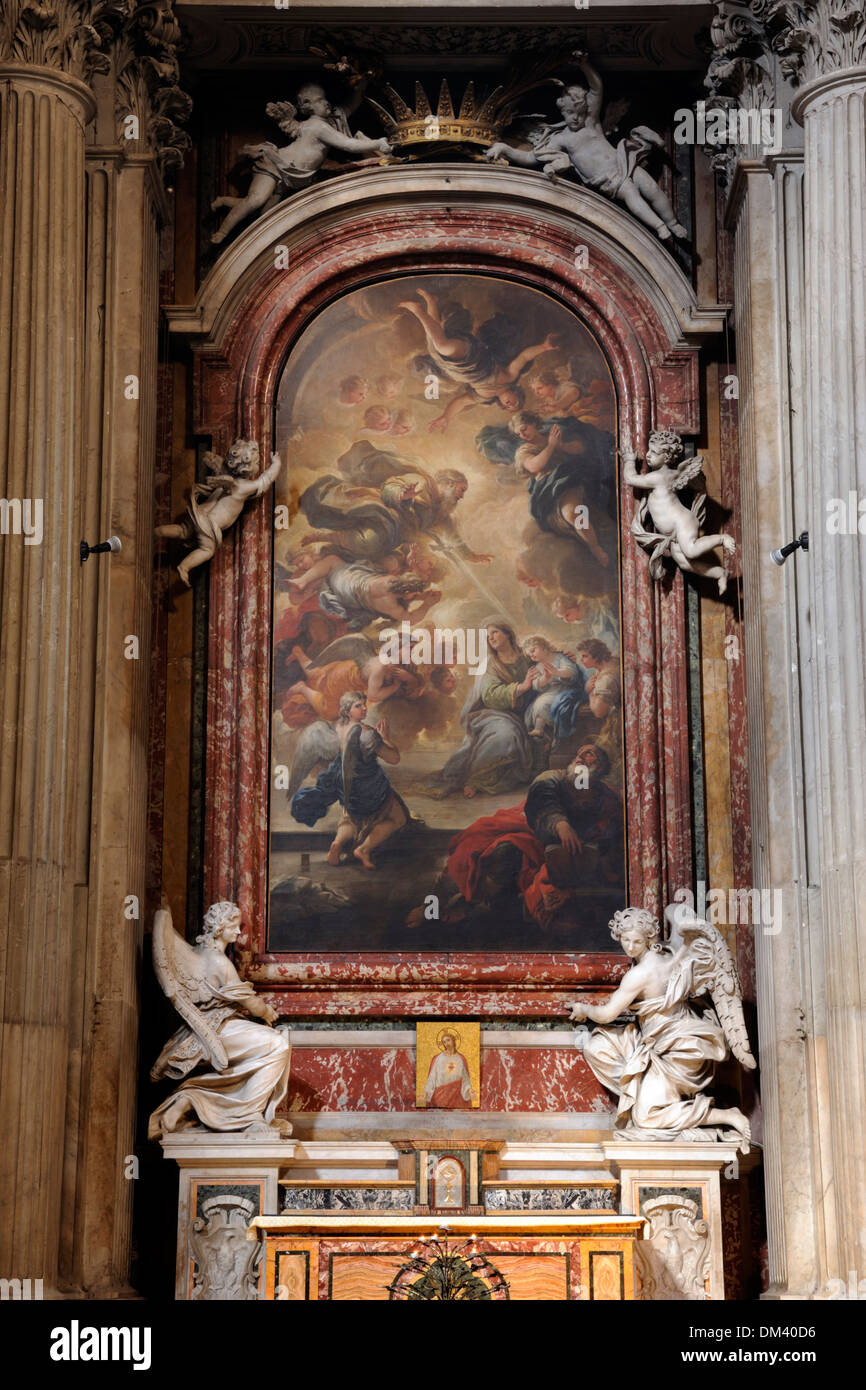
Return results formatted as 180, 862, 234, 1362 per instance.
386, 1226, 510, 1300
771, 531, 808, 566
80, 536, 122, 563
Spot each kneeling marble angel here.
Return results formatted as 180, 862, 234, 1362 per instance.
148, 901, 291, 1139
570, 903, 755, 1153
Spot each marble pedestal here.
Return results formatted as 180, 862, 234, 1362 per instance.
162, 1132, 297, 1300
162, 1128, 755, 1301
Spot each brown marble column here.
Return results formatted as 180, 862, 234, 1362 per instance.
0, 60, 95, 1292
0, 0, 188, 1295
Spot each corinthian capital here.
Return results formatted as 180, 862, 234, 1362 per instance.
761, 0, 866, 85
113, 1, 192, 180
0, 0, 129, 82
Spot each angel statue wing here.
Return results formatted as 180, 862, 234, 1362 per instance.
665, 903, 757, 1070
151, 907, 229, 1074
672, 453, 707, 491
265, 100, 299, 134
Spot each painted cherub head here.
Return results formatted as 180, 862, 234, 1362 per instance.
645, 429, 684, 469
608, 906, 665, 958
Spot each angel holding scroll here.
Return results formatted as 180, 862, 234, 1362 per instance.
569, 903, 755, 1153
148, 902, 291, 1139
623, 430, 736, 595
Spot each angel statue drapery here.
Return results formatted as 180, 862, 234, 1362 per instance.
148, 902, 292, 1140
570, 903, 756, 1153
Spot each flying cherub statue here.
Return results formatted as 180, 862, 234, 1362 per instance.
485, 51, 688, 243
154, 440, 282, 586
622, 430, 736, 594
211, 79, 392, 244
569, 903, 756, 1153
148, 901, 292, 1139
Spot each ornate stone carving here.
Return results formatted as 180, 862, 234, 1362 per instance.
112, 1, 191, 180
623, 430, 736, 595
570, 904, 756, 1152
148, 902, 292, 1138
0, 0, 124, 79
637, 1195, 711, 1300
190, 1195, 261, 1301
702, 0, 866, 176
762, 0, 866, 85
0, 2, 191, 180
702, 2, 777, 180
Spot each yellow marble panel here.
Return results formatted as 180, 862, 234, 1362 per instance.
329, 1254, 398, 1301
488, 1254, 569, 1301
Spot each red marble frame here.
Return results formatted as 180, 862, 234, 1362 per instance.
194, 204, 697, 1017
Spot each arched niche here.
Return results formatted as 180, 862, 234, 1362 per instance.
167, 165, 724, 1015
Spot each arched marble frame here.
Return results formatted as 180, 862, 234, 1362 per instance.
167, 165, 726, 1016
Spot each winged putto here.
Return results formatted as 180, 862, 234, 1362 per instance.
622, 429, 736, 594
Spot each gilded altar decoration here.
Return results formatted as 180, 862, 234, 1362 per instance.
416, 1022, 481, 1110
623, 430, 736, 594
386, 1229, 509, 1300
154, 440, 282, 586
148, 902, 292, 1139
570, 903, 756, 1153
269, 272, 625, 955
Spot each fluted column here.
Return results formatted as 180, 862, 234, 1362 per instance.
795, 60, 866, 1282
0, 61, 94, 1291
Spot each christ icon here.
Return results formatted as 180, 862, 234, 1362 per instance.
423, 1028, 475, 1109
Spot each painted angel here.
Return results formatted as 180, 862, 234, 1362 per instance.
211, 81, 391, 245
485, 52, 687, 243
569, 903, 755, 1153
148, 902, 291, 1139
154, 439, 282, 586
623, 430, 736, 595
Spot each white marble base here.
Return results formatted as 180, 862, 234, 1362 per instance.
162, 1128, 756, 1300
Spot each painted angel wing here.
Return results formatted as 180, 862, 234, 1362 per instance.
286, 720, 340, 799
307, 634, 376, 670
669, 906, 757, 1070
151, 907, 229, 1073
673, 453, 706, 491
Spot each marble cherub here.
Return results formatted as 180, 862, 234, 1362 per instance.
485, 52, 688, 243
211, 79, 391, 245
148, 901, 291, 1139
569, 903, 755, 1153
154, 439, 282, 586
623, 430, 736, 594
